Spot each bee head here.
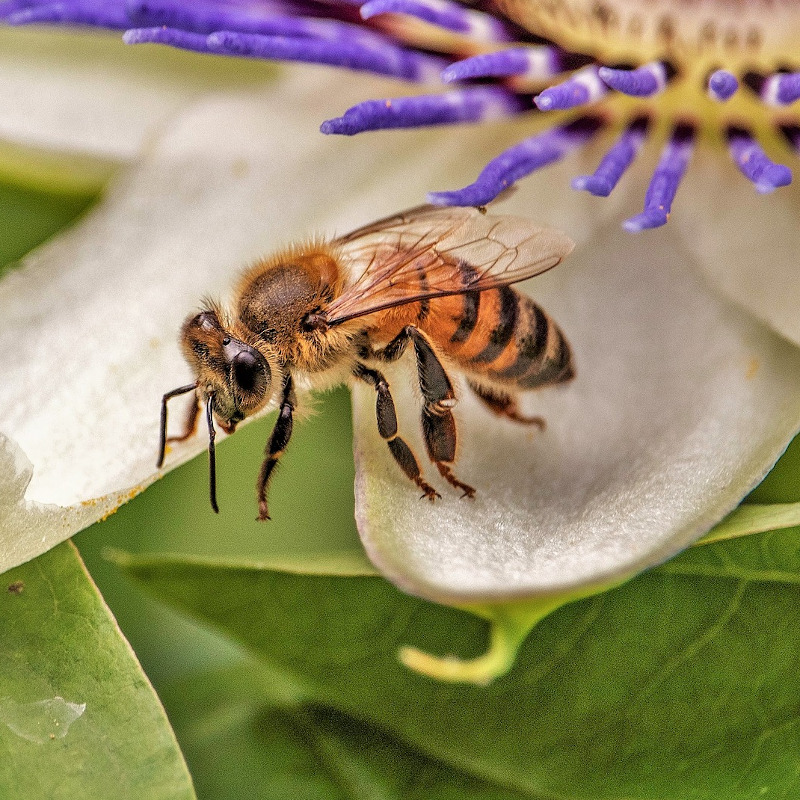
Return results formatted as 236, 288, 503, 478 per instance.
180, 308, 273, 428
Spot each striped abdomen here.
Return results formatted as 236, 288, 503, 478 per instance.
424, 285, 573, 390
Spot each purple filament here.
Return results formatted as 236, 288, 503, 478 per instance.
727, 127, 792, 193
139, 28, 446, 79
321, 86, 526, 134
534, 66, 605, 111
763, 72, 800, 105
624, 124, 695, 232
428, 117, 603, 207
572, 116, 649, 197
360, 0, 469, 32
124, 26, 213, 51
707, 69, 738, 101
126, 0, 341, 37
598, 62, 666, 97
0, 0, 40, 18
360, 0, 511, 40
441, 46, 560, 82
6, 0, 129, 27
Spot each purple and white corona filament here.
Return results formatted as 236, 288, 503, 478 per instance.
4, 0, 800, 231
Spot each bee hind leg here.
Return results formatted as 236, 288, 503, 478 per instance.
353, 363, 440, 501
468, 381, 545, 430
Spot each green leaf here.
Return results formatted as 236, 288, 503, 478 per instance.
0, 182, 94, 280
0, 542, 195, 800
160, 660, 539, 800
697, 502, 800, 546
666, 526, 800, 585
115, 550, 800, 800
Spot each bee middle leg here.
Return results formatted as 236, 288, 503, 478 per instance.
353, 362, 440, 501
256, 374, 296, 521
371, 327, 476, 499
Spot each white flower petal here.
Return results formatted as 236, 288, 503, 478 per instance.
0, 27, 274, 187
352, 221, 800, 603
674, 144, 800, 347
0, 68, 609, 572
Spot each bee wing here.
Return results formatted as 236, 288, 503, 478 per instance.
325, 205, 574, 326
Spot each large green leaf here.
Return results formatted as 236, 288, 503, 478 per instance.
0, 542, 195, 799
115, 542, 800, 800
159, 660, 540, 800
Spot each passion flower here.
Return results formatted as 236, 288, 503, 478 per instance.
3, 0, 799, 229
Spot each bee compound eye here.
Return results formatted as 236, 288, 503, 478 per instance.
232, 350, 263, 392
222, 336, 231, 346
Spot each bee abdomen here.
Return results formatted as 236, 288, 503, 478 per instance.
434, 287, 573, 390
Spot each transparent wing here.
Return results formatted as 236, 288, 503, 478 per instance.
325, 205, 574, 326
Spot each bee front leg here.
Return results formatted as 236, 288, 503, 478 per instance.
353, 362, 440, 501
157, 382, 199, 468
256, 374, 296, 521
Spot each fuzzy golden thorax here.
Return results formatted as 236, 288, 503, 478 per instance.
232, 243, 358, 372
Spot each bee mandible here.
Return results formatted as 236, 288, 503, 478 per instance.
158, 205, 575, 520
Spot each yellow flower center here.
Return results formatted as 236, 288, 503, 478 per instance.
493, 0, 800, 150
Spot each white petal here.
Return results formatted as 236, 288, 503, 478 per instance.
0, 68, 610, 572
674, 144, 800, 347
353, 221, 800, 603
0, 27, 273, 186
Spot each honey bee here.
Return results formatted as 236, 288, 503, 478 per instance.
158, 205, 575, 520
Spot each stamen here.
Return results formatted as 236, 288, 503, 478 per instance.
534, 66, 606, 111
360, 0, 512, 42
762, 72, 800, 106
726, 127, 792, 194
441, 46, 561, 83
6, 0, 129, 27
428, 117, 603, 207
623, 124, 695, 232
321, 86, 526, 134
707, 69, 738, 102
572, 116, 649, 197
597, 62, 666, 98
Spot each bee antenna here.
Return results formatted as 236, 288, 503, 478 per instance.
206, 393, 220, 514
157, 383, 198, 468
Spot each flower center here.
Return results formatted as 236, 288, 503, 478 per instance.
493, 0, 800, 72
